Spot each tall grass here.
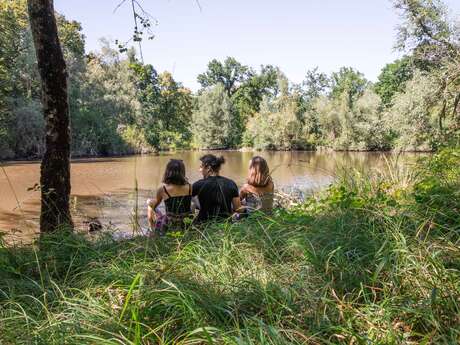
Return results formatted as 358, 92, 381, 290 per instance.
0, 150, 459, 344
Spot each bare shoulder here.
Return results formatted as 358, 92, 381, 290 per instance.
267, 180, 275, 192
240, 183, 250, 191
241, 183, 255, 194
156, 184, 165, 195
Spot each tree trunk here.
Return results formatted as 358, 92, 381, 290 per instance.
452, 92, 460, 119
27, 0, 73, 233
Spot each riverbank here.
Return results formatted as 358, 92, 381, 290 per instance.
1, 149, 458, 344
1, 151, 422, 243
2, 146, 436, 163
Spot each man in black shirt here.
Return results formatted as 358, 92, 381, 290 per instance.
192, 154, 242, 222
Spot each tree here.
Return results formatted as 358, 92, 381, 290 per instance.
301, 67, 330, 104
315, 94, 349, 148
0, 0, 39, 159
129, 61, 161, 148
353, 89, 391, 150
394, 0, 460, 138
156, 72, 193, 149
296, 68, 330, 137
232, 65, 281, 143
27, 0, 72, 232
197, 57, 253, 97
74, 45, 142, 156
330, 67, 369, 108
0, 0, 86, 160
232, 64, 280, 118
130, 62, 193, 150
394, 0, 457, 65
386, 71, 440, 150
192, 84, 237, 149
245, 75, 308, 150
375, 56, 414, 107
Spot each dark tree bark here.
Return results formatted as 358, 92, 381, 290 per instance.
452, 92, 460, 119
27, 0, 73, 232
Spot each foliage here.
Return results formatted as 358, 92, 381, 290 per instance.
156, 72, 193, 150
1, 0, 460, 158
232, 64, 280, 122
299, 67, 330, 109
1, 149, 459, 343
0, 1, 194, 159
353, 89, 392, 150
197, 57, 253, 97
387, 71, 443, 151
0, 0, 90, 158
394, 0, 458, 64
7, 99, 44, 158
412, 148, 460, 227
313, 87, 391, 150
375, 56, 415, 107
330, 67, 369, 107
71, 44, 140, 156
246, 95, 306, 150
393, 0, 460, 145
192, 84, 238, 149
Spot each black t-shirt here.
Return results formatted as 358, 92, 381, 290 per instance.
192, 176, 239, 222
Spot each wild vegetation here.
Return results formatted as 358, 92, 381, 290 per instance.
1, 0, 459, 160
1, 1, 459, 342
1, 148, 459, 344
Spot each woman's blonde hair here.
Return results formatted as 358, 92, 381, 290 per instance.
247, 156, 272, 187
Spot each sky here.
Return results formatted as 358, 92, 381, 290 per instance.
55, 0, 460, 91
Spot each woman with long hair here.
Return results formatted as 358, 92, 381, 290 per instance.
240, 156, 274, 213
147, 159, 192, 235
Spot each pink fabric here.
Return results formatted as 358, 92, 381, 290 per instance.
155, 212, 168, 232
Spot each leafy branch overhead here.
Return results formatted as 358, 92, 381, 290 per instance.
113, 0, 201, 56
114, 0, 157, 56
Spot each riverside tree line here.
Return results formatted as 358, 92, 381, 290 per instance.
1, 0, 459, 161
1, 0, 460, 341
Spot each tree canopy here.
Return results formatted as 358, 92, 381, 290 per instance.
1, 0, 460, 162
197, 57, 253, 97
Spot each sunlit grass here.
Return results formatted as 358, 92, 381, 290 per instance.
1, 151, 459, 344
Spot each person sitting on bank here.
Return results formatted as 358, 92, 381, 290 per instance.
240, 156, 274, 214
192, 154, 243, 222
147, 159, 193, 235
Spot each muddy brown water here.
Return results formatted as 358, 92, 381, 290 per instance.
0, 151, 423, 243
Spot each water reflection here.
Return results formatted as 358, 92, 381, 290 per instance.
0, 151, 424, 243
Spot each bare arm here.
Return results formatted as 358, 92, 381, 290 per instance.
239, 184, 249, 200
147, 187, 163, 228
232, 196, 244, 214
147, 205, 155, 229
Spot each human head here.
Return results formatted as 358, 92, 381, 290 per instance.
247, 156, 271, 187
162, 159, 188, 185
199, 154, 225, 178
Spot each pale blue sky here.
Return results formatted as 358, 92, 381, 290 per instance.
55, 0, 460, 91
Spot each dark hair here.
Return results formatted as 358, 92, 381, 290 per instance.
247, 156, 272, 187
200, 154, 226, 173
162, 159, 188, 185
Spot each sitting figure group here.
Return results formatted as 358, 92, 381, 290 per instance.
147, 154, 274, 235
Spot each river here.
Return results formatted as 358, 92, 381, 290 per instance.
0, 151, 422, 243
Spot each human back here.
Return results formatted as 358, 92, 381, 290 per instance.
240, 156, 274, 213
192, 154, 242, 222
147, 159, 192, 233
163, 183, 192, 215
